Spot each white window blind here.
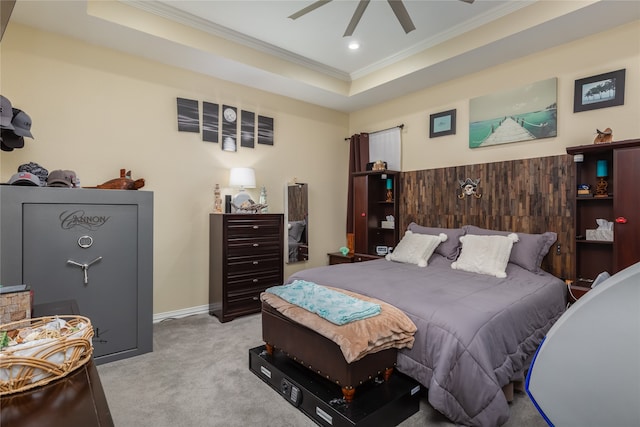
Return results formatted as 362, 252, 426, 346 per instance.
369, 127, 401, 171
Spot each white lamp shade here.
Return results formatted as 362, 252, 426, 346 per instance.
229, 168, 256, 189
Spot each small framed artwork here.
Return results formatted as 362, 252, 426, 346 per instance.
574, 69, 625, 113
429, 109, 456, 138
258, 115, 274, 145
240, 110, 255, 148
176, 98, 199, 132
202, 101, 219, 143
221, 105, 238, 152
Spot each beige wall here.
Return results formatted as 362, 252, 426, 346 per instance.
2, 20, 639, 316
0, 24, 349, 315
350, 21, 640, 171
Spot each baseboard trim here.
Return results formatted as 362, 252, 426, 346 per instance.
153, 303, 219, 323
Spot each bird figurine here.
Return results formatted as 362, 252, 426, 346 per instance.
593, 128, 613, 144
96, 169, 145, 190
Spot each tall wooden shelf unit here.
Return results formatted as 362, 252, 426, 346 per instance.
566, 138, 640, 285
353, 170, 400, 256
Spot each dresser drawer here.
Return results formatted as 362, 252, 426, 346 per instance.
225, 287, 263, 315
227, 255, 282, 275
227, 238, 281, 256
227, 219, 281, 239
226, 272, 282, 290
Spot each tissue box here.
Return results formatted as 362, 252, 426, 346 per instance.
586, 229, 613, 241
381, 221, 395, 229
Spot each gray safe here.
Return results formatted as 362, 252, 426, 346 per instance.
0, 186, 153, 364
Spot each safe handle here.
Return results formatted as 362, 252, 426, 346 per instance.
67, 257, 103, 284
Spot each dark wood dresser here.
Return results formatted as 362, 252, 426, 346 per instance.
209, 213, 284, 323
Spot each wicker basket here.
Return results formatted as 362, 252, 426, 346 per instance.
0, 315, 94, 396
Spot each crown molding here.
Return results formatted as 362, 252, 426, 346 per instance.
123, 0, 351, 82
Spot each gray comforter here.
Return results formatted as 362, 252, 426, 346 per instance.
288, 254, 566, 426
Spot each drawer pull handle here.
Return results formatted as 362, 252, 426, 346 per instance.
253, 243, 259, 247
252, 279, 259, 283
253, 225, 259, 229
253, 261, 259, 265
252, 296, 259, 300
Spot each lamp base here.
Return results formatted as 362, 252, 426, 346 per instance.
594, 177, 608, 198
386, 189, 393, 202
231, 190, 252, 211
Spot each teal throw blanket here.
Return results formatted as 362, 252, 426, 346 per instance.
266, 280, 381, 325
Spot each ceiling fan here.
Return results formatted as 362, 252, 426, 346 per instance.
288, 0, 475, 37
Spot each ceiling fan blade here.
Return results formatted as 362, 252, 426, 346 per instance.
387, 0, 415, 34
288, 0, 332, 20
343, 0, 370, 37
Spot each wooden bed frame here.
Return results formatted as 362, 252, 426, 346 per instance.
263, 297, 526, 406
261, 301, 397, 402
262, 156, 570, 408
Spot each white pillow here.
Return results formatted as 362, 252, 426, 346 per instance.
451, 233, 519, 278
385, 231, 447, 267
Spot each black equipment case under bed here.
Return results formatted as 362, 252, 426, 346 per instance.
249, 345, 421, 427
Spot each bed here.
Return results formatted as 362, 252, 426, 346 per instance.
261, 224, 567, 426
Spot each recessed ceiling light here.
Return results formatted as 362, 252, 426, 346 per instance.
348, 41, 360, 50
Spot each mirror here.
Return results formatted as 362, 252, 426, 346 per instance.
285, 183, 309, 263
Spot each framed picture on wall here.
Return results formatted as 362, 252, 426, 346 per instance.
176, 98, 199, 133
240, 110, 255, 148
202, 101, 219, 142
429, 109, 456, 138
469, 77, 557, 148
221, 105, 238, 152
258, 115, 274, 145
573, 69, 625, 113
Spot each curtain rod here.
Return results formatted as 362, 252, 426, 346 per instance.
344, 124, 404, 141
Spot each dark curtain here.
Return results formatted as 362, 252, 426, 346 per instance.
346, 133, 369, 235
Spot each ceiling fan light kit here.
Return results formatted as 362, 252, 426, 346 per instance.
289, 0, 473, 37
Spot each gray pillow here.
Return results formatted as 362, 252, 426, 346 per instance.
462, 225, 557, 272
288, 220, 305, 243
407, 223, 465, 260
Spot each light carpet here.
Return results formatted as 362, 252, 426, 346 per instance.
97, 313, 548, 426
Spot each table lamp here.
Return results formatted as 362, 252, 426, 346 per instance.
594, 160, 608, 198
229, 167, 256, 209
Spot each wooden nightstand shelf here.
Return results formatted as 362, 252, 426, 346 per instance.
328, 252, 382, 265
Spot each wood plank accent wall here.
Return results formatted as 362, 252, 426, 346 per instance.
399, 154, 574, 279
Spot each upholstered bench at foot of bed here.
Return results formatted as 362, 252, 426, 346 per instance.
261, 302, 397, 403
